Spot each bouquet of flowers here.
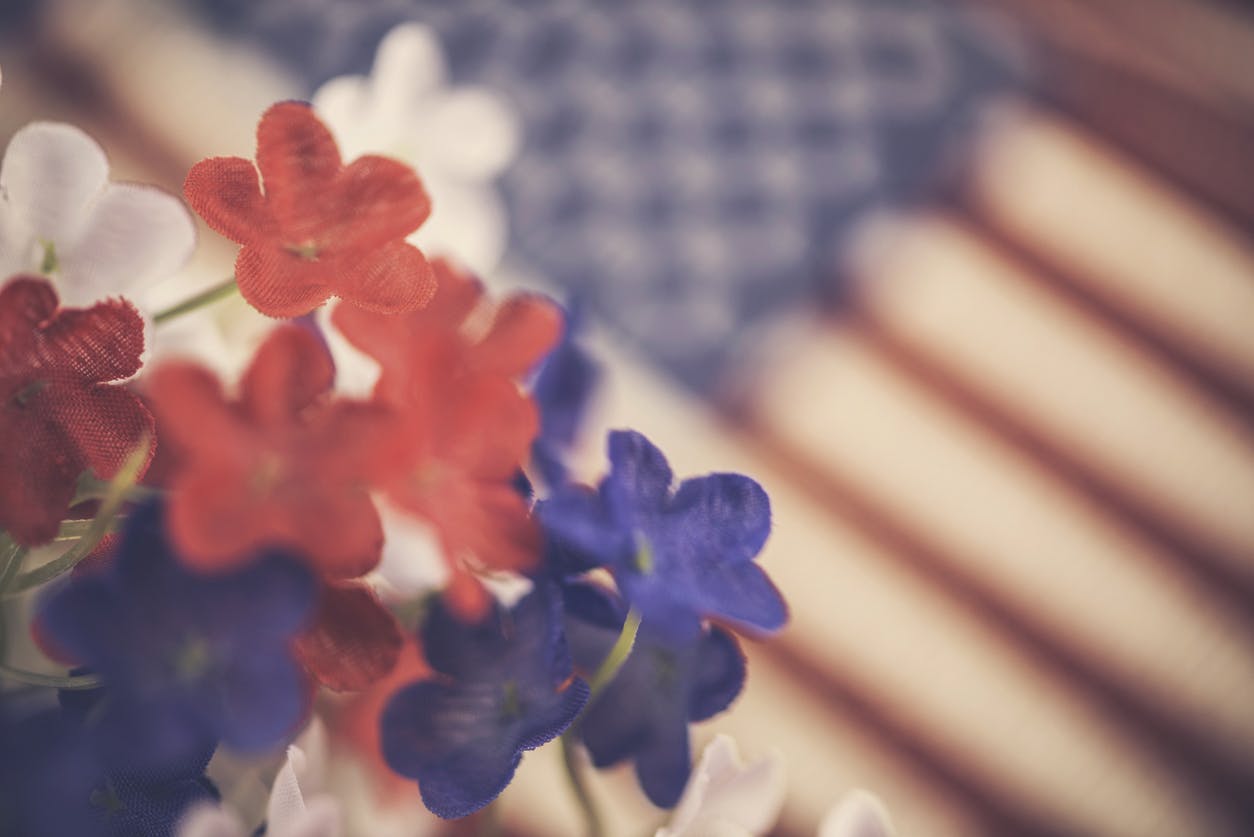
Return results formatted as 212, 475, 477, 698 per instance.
0, 38, 862, 833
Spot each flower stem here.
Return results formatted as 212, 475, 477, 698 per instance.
561, 734, 605, 837
0, 663, 100, 690
6, 438, 149, 595
559, 608, 641, 837
587, 608, 641, 703
152, 276, 239, 325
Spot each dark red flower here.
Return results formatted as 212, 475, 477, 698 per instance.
0, 277, 154, 546
146, 323, 389, 577
293, 580, 403, 692
183, 101, 437, 318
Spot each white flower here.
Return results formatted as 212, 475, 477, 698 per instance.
657, 734, 787, 837
312, 22, 520, 279
178, 744, 341, 837
818, 790, 896, 837
0, 122, 195, 309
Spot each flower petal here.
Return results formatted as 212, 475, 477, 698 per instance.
660, 735, 785, 837
57, 182, 196, 305
183, 155, 272, 244
668, 473, 771, 564
607, 429, 674, 513
473, 293, 563, 379
333, 240, 436, 315
239, 324, 335, 428
325, 155, 431, 253
423, 89, 520, 180
369, 23, 447, 122
234, 243, 333, 318
0, 122, 107, 245
293, 582, 402, 692
819, 790, 897, 837
255, 101, 343, 229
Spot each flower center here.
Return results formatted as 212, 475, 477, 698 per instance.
284, 240, 321, 261
500, 680, 523, 722
9, 379, 47, 408
631, 532, 654, 575
173, 636, 213, 682
40, 240, 58, 274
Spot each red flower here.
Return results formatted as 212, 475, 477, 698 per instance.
333, 264, 563, 618
332, 258, 562, 399
183, 101, 437, 318
146, 323, 389, 577
294, 580, 403, 692
0, 277, 154, 546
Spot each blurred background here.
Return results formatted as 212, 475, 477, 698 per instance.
2, 0, 1253, 834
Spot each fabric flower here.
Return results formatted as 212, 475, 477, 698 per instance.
293, 580, 403, 692
539, 430, 787, 641
146, 323, 389, 577
563, 582, 746, 808
0, 122, 195, 308
312, 22, 519, 277
656, 735, 786, 837
530, 300, 600, 490
819, 790, 897, 837
329, 256, 562, 396
183, 101, 436, 318
331, 263, 562, 617
0, 703, 218, 837
0, 277, 154, 545
380, 587, 589, 819
36, 499, 317, 774
177, 744, 341, 837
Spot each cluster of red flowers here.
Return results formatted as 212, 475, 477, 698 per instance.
1, 101, 560, 694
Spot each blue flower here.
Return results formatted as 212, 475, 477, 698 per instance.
36, 500, 317, 774
530, 300, 600, 489
381, 586, 590, 819
562, 581, 746, 808
537, 430, 787, 640
0, 701, 217, 837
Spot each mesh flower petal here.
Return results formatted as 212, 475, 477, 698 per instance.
381, 588, 589, 818
562, 582, 746, 808
37, 500, 316, 774
0, 122, 194, 307
183, 102, 436, 318
538, 430, 787, 641
147, 324, 388, 576
0, 705, 218, 837
0, 277, 154, 545
293, 581, 403, 692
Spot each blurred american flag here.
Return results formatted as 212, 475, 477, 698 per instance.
2, 0, 1253, 834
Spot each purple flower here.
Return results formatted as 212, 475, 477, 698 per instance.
381, 587, 590, 819
0, 702, 217, 837
537, 430, 787, 640
530, 300, 600, 489
37, 500, 316, 774
562, 581, 746, 808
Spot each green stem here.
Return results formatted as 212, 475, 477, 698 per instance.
52, 516, 126, 543
0, 535, 24, 664
562, 734, 605, 837
0, 663, 100, 690
586, 609, 641, 703
559, 608, 640, 837
6, 439, 149, 595
152, 277, 238, 325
